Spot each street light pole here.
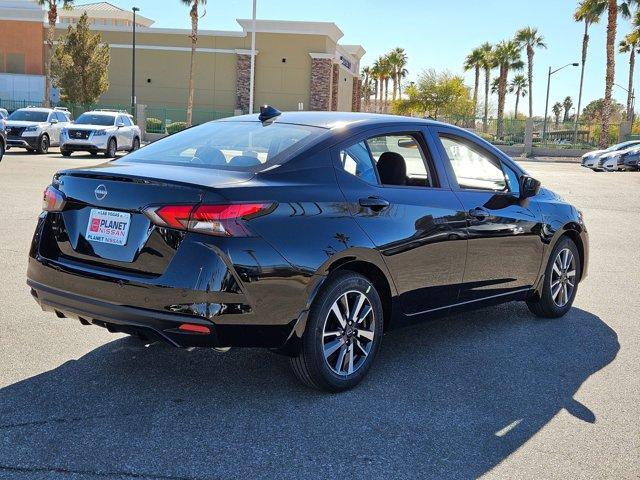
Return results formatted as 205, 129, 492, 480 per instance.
248, 0, 257, 114
131, 7, 140, 118
542, 62, 579, 143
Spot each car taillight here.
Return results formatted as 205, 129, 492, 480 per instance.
143, 203, 271, 237
42, 185, 66, 212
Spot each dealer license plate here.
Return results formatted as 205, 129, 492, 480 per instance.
85, 209, 131, 246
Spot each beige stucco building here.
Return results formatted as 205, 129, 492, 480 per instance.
0, 0, 365, 115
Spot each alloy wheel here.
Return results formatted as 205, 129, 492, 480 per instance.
550, 248, 576, 307
322, 290, 375, 376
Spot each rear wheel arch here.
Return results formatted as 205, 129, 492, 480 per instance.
327, 260, 393, 332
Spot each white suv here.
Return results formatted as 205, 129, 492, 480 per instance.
5, 107, 71, 154
60, 110, 141, 158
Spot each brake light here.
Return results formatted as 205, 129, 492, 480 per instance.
143, 203, 271, 237
42, 185, 66, 212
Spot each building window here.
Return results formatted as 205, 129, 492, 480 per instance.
6, 53, 25, 74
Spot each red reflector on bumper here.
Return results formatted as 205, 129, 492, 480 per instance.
178, 323, 211, 334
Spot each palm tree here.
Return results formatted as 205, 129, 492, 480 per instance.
361, 66, 371, 109
479, 42, 494, 132
574, 1, 604, 131
552, 102, 563, 126
581, 0, 637, 147
619, 27, 640, 120
515, 27, 547, 118
493, 40, 523, 138
370, 60, 381, 112
38, 0, 74, 107
509, 74, 528, 118
378, 56, 393, 113
464, 47, 485, 116
181, 0, 207, 126
563, 96, 574, 122
387, 48, 408, 101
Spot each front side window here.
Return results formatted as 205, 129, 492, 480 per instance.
439, 135, 507, 191
124, 121, 325, 171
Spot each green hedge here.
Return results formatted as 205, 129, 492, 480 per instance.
146, 117, 163, 133
166, 122, 188, 134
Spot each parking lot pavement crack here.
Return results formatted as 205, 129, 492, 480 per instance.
0, 464, 207, 480
0, 412, 138, 430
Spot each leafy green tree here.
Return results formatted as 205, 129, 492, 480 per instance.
51, 12, 110, 105
581, 97, 626, 122
515, 27, 546, 118
392, 69, 474, 119
37, 0, 74, 107
563, 96, 574, 122
181, 0, 207, 126
493, 40, 523, 138
464, 46, 485, 116
509, 74, 528, 118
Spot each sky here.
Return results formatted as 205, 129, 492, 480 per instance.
103, 0, 636, 116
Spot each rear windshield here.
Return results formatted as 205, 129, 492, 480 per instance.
75, 114, 116, 126
123, 121, 326, 171
8, 110, 49, 122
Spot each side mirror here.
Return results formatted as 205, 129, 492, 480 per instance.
50, 118, 58, 124
398, 138, 418, 148
519, 175, 541, 199
116, 121, 125, 128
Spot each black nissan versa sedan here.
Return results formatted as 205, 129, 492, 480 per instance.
27, 108, 588, 391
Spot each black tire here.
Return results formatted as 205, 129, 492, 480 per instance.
90, 150, 99, 157
105, 138, 117, 158
0, 142, 4, 162
61, 149, 72, 157
36, 134, 49, 154
130, 137, 140, 152
290, 271, 384, 392
527, 236, 581, 318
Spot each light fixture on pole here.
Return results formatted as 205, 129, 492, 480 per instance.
248, 0, 257, 114
131, 7, 140, 118
542, 62, 579, 142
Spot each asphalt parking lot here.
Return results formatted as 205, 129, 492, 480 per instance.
0, 149, 638, 479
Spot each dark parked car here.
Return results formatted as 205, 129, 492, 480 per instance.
27, 109, 589, 391
0, 118, 5, 162
621, 145, 640, 170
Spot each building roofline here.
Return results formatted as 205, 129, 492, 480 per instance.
59, 1, 154, 27
236, 18, 344, 43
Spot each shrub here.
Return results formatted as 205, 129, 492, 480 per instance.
146, 117, 163, 133
166, 122, 188, 134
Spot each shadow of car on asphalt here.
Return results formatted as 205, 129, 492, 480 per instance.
0, 303, 619, 479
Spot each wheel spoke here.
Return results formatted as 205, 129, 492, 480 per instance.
347, 345, 354, 374
351, 293, 366, 322
552, 262, 562, 276
566, 270, 576, 278
324, 339, 343, 358
562, 284, 569, 305
339, 294, 350, 323
551, 283, 562, 301
355, 339, 368, 357
356, 304, 372, 324
357, 328, 374, 342
335, 345, 347, 373
323, 330, 342, 338
331, 302, 346, 329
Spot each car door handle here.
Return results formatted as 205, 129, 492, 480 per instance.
359, 196, 390, 211
469, 207, 490, 221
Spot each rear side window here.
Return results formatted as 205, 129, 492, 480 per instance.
439, 135, 507, 191
339, 133, 433, 187
124, 121, 325, 172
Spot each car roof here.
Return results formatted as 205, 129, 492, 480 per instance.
17, 107, 53, 113
222, 111, 442, 130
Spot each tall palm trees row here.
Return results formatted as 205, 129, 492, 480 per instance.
464, 27, 545, 137
361, 48, 408, 112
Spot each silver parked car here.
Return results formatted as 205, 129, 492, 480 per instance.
581, 140, 640, 171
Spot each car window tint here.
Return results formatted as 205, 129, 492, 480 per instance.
366, 134, 431, 187
339, 141, 378, 185
439, 135, 507, 191
56, 112, 67, 122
